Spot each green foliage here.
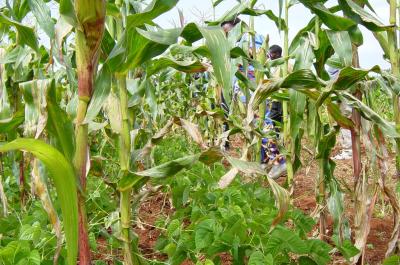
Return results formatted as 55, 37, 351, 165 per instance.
383, 255, 400, 265
0, 139, 78, 265
1, 0, 398, 264
153, 136, 332, 265
0, 201, 67, 264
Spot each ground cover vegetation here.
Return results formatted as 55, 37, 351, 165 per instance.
1, 0, 400, 264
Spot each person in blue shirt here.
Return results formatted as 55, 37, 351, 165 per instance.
220, 19, 286, 179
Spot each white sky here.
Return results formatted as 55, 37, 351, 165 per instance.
155, 0, 391, 69
0, 0, 391, 69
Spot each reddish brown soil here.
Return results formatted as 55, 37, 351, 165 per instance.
95, 137, 398, 265
292, 144, 397, 265
134, 192, 173, 261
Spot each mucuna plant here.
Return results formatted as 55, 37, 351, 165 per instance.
73, 0, 106, 264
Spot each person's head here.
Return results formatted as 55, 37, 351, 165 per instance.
221, 17, 241, 34
268, 45, 282, 60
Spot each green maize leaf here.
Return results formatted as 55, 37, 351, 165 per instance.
59, 0, 76, 26
46, 80, 75, 162
107, 28, 173, 73
292, 36, 315, 71
246, 70, 320, 124
0, 139, 78, 265
54, 16, 74, 60
107, 22, 231, 104
290, 90, 307, 140
118, 154, 201, 191
332, 66, 380, 91
169, 44, 209, 57
373, 31, 390, 58
316, 66, 380, 107
100, 28, 117, 59
84, 65, 112, 123
0, 74, 12, 121
248, 80, 282, 119
338, 0, 391, 31
106, 2, 121, 18
327, 103, 353, 129
213, 0, 225, 7
180, 23, 204, 43
313, 29, 334, 79
199, 26, 233, 106
208, 1, 286, 30
126, 0, 178, 31
342, 92, 399, 138
289, 17, 316, 54
297, 1, 356, 31
316, 127, 337, 159
292, 88, 355, 130
306, 100, 317, 141
326, 30, 352, 67
146, 57, 207, 77
28, 0, 55, 38
289, 0, 300, 7
0, 14, 38, 51
278, 0, 283, 30
326, 54, 346, 70
10, 0, 30, 21
281, 69, 324, 89
378, 72, 400, 96
292, 129, 304, 173
358, 0, 376, 13
0, 110, 24, 134
138, 27, 191, 44
145, 79, 158, 119
0, 46, 27, 65
120, 146, 221, 191
125, 24, 231, 98
230, 46, 264, 71
348, 25, 363, 46
235, 70, 257, 91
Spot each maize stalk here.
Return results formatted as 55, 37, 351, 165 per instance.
73, 1, 106, 264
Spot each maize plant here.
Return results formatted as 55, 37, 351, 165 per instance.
0, 0, 400, 264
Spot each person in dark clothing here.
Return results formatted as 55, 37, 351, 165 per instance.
221, 17, 241, 35
261, 44, 287, 179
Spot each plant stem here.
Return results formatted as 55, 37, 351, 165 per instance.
318, 157, 327, 240
73, 1, 106, 263
256, 35, 268, 163
19, 152, 26, 207
117, 75, 136, 265
74, 99, 91, 265
314, 16, 327, 241
0, 154, 8, 217
388, 0, 400, 254
283, 0, 294, 189
388, 0, 400, 179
